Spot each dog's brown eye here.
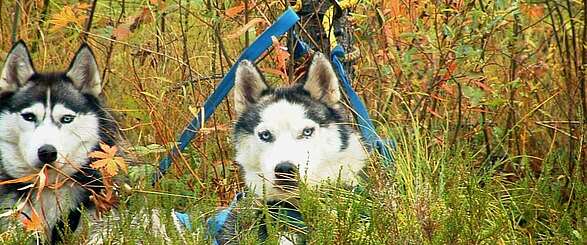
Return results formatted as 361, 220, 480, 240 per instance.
302, 127, 314, 137
60, 115, 75, 124
21, 113, 36, 122
258, 130, 273, 142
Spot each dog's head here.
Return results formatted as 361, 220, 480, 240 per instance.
0, 41, 106, 179
233, 53, 366, 199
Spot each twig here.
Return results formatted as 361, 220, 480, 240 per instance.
11, 0, 21, 44
505, 11, 522, 155
179, 0, 193, 81
0, 0, 3, 47
81, 0, 98, 42
451, 79, 462, 148
165, 74, 224, 92
101, 0, 126, 89
581, 0, 587, 182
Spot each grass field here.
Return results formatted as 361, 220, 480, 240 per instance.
0, 0, 586, 244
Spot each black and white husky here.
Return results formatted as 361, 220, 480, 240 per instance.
0, 41, 120, 243
233, 52, 367, 201
226, 53, 367, 244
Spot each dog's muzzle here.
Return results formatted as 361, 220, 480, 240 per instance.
38, 144, 58, 165
274, 162, 298, 188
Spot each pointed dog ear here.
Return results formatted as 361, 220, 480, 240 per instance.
66, 44, 102, 97
303, 52, 341, 106
234, 60, 269, 115
0, 41, 35, 96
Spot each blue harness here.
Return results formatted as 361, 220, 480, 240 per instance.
152, 7, 394, 244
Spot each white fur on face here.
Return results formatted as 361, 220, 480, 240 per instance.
235, 100, 366, 199
0, 98, 100, 180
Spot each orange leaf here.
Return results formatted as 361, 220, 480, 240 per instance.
113, 25, 131, 40
427, 107, 442, 118
90, 159, 108, 170
89, 143, 126, 177
0, 175, 36, 185
259, 67, 287, 78
226, 18, 265, 39
22, 209, 43, 232
93, 143, 118, 159
225, 3, 245, 18
271, 36, 290, 80
88, 151, 110, 159
114, 157, 128, 174
105, 161, 119, 176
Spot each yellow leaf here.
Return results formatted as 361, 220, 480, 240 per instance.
105, 161, 119, 176
114, 157, 128, 173
49, 6, 86, 32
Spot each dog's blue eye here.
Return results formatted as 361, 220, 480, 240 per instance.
302, 127, 314, 137
60, 115, 75, 124
258, 130, 273, 142
21, 113, 36, 122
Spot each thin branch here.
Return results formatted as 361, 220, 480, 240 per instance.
11, 0, 21, 44
81, 0, 98, 42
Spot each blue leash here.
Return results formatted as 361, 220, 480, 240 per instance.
330, 46, 394, 166
207, 192, 245, 245
152, 8, 300, 184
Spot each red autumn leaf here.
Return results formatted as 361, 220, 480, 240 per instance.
472, 79, 493, 93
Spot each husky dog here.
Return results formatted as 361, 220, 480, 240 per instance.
221, 53, 367, 244
233, 52, 367, 201
0, 41, 120, 243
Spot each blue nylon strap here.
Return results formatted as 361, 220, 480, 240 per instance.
173, 210, 193, 230
207, 192, 245, 245
292, 31, 311, 60
153, 8, 300, 184
330, 45, 394, 167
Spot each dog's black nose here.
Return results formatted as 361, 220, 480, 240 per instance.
37, 144, 57, 164
275, 162, 297, 187
275, 162, 296, 175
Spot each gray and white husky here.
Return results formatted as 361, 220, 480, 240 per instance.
0, 41, 120, 243
233, 52, 367, 200
225, 53, 367, 244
